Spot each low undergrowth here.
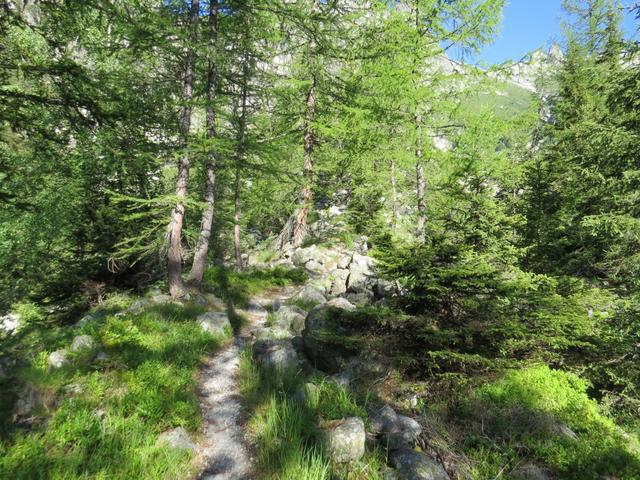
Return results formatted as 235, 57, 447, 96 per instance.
456, 366, 640, 479
0, 296, 227, 480
238, 350, 387, 480
203, 266, 307, 307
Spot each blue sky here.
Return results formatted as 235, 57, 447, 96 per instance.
471, 0, 639, 65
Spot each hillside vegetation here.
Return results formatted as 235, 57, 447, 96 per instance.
1, 0, 640, 479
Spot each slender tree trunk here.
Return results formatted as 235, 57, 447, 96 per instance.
167, 0, 199, 298
391, 158, 398, 231
415, 112, 426, 243
233, 165, 243, 271
233, 40, 250, 271
188, 0, 218, 288
292, 76, 316, 247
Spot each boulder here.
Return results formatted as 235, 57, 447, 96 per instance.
48, 349, 69, 369
302, 305, 357, 373
14, 382, 56, 418
95, 351, 110, 362
253, 339, 300, 370
74, 311, 105, 328
326, 297, 356, 311
71, 335, 96, 353
292, 245, 328, 267
0, 313, 21, 335
389, 449, 448, 480
156, 427, 196, 451
273, 305, 307, 333
511, 463, 552, 480
293, 286, 327, 305
197, 312, 231, 337
370, 404, 423, 450
252, 326, 292, 340
329, 268, 350, 296
323, 417, 366, 464
293, 382, 319, 404
305, 259, 325, 274
344, 291, 374, 306
337, 255, 352, 269
375, 279, 397, 299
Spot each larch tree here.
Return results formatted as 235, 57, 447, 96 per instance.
167, 0, 200, 298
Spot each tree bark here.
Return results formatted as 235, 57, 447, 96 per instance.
415, 112, 426, 243
391, 158, 398, 231
233, 165, 243, 271
233, 32, 250, 271
292, 76, 316, 247
188, 0, 218, 288
167, 0, 199, 298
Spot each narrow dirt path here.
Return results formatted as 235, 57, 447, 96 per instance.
196, 286, 299, 480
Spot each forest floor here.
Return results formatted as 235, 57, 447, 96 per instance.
196, 286, 300, 480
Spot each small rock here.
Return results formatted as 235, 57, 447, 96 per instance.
156, 427, 196, 451
330, 370, 352, 387
550, 422, 578, 441
293, 382, 319, 404
95, 351, 110, 362
389, 449, 448, 480
512, 463, 552, 480
150, 294, 173, 305
63, 383, 84, 395
48, 349, 69, 369
71, 335, 96, 353
0, 313, 21, 334
197, 312, 231, 337
324, 417, 366, 464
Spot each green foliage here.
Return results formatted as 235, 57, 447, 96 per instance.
239, 350, 386, 480
203, 266, 307, 307
461, 366, 640, 479
0, 303, 225, 479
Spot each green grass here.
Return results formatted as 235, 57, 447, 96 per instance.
203, 266, 307, 307
238, 350, 387, 480
0, 300, 229, 480
458, 365, 640, 479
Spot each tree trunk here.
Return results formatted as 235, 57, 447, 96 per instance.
167, 0, 199, 298
188, 0, 218, 288
233, 37, 250, 271
415, 112, 426, 243
233, 165, 243, 271
292, 77, 316, 247
391, 158, 398, 231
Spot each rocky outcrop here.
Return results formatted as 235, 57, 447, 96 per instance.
323, 417, 366, 464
